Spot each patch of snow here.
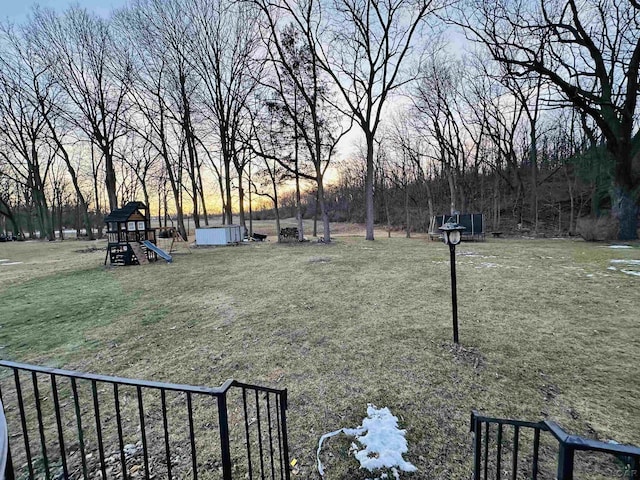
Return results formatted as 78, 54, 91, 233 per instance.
0, 259, 9, 262
317, 405, 417, 479
607, 259, 640, 277
0, 262, 22, 266
609, 245, 632, 249
586, 274, 594, 277
475, 262, 499, 269
610, 259, 640, 265
621, 269, 640, 277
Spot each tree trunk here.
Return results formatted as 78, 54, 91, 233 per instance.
529, 121, 539, 233
405, 183, 410, 238
248, 162, 253, 237
365, 134, 375, 240
104, 150, 118, 212
611, 186, 638, 240
313, 188, 319, 237
224, 155, 233, 225
238, 180, 246, 236
446, 165, 456, 215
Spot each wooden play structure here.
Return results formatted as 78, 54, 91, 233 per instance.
157, 226, 191, 255
104, 201, 171, 265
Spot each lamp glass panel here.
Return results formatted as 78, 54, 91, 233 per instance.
449, 230, 461, 245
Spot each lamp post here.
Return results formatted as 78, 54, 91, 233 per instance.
439, 219, 466, 344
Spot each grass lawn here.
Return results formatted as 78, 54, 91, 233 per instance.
0, 224, 638, 479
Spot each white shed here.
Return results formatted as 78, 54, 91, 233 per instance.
195, 226, 244, 245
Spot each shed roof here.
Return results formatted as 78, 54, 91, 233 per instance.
104, 201, 147, 223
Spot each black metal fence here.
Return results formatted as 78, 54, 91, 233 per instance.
0, 360, 290, 480
471, 410, 640, 479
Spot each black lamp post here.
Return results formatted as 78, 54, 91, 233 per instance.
439, 219, 466, 344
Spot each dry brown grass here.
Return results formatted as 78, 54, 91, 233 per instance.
0, 227, 638, 478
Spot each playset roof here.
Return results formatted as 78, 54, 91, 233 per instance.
104, 201, 148, 223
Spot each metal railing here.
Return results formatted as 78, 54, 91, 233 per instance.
471, 410, 640, 479
0, 360, 290, 480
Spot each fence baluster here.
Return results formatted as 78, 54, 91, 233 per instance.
13, 369, 35, 480
242, 387, 254, 480
91, 379, 108, 480
70, 377, 88, 480
50, 375, 69, 479
255, 390, 265, 480
275, 395, 284, 480
160, 388, 172, 478
267, 393, 276, 480
113, 383, 128, 480
511, 425, 519, 480
483, 421, 489, 480
32, 372, 51, 480
136, 386, 150, 480
532, 427, 540, 480
187, 392, 198, 480
496, 424, 502, 480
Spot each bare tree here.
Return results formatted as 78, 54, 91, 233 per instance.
413, 56, 468, 215
315, 0, 440, 240
0, 28, 56, 240
253, 1, 352, 242
115, 0, 196, 239
188, 0, 262, 226
454, 0, 640, 239
29, 6, 131, 212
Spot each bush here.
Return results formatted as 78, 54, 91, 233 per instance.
576, 216, 619, 241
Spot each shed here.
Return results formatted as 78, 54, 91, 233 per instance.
195, 226, 244, 246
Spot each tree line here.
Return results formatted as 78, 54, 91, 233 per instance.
1, 0, 638, 242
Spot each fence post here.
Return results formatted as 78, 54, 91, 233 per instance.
472, 415, 482, 479
280, 389, 291, 480
217, 393, 233, 480
557, 443, 574, 480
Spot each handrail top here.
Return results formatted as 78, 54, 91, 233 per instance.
545, 420, 640, 456
471, 411, 640, 457
0, 360, 287, 396
470, 410, 549, 431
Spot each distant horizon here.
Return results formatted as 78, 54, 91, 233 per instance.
0, 0, 128, 23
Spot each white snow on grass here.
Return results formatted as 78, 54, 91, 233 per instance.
317, 405, 417, 479
609, 245, 633, 249
621, 269, 640, 276
0, 262, 22, 266
608, 259, 640, 277
475, 262, 500, 269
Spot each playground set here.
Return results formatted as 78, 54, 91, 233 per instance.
104, 201, 175, 266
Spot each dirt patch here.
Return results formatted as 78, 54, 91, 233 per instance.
75, 246, 105, 253
309, 256, 332, 264
442, 342, 486, 372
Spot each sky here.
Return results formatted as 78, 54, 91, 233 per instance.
0, 0, 127, 23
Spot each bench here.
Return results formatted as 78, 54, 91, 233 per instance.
251, 232, 267, 241
491, 232, 503, 238
280, 227, 299, 239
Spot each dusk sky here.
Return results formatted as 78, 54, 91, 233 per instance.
0, 0, 128, 23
